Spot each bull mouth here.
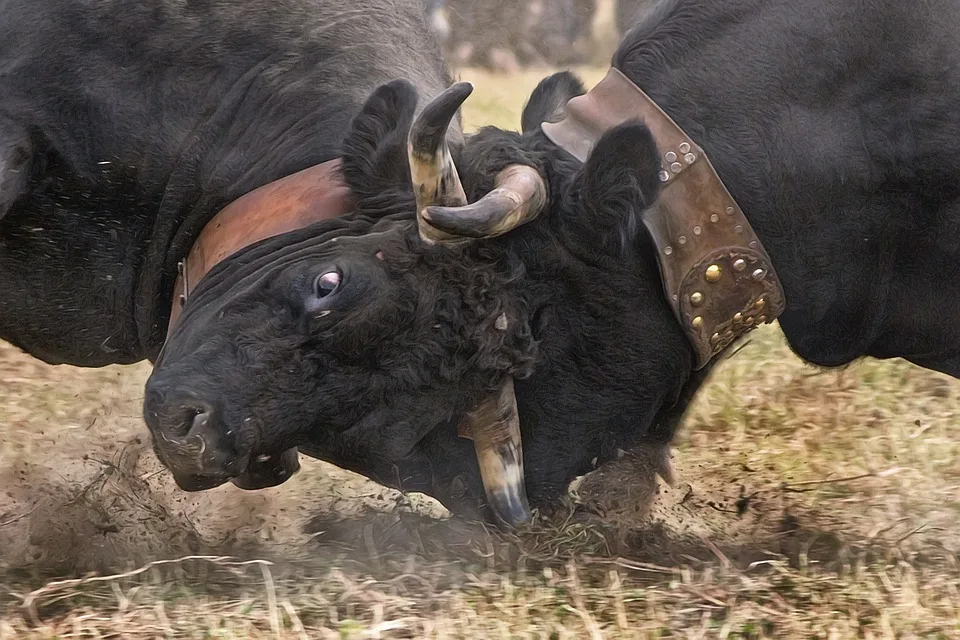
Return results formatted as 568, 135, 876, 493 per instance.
230, 448, 302, 490
161, 445, 302, 492
171, 470, 234, 492
144, 388, 304, 493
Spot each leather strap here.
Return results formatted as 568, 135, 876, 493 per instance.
541, 67, 786, 369
166, 158, 354, 333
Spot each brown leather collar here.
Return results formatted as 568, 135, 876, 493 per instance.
166, 158, 354, 334
541, 67, 786, 369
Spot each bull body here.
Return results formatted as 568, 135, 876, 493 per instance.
0, 0, 450, 366
371, 0, 959, 519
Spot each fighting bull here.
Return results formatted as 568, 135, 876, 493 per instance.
0, 0, 451, 485
147, 0, 960, 526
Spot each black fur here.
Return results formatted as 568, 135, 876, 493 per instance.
0, 117, 32, 221
339, 80, 420, 219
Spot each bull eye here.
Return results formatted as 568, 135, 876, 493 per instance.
314, 270, 341, 298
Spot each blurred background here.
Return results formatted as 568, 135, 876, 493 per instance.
423, 0, 655, 71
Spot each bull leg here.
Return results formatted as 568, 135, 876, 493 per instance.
0, 117, 33, 221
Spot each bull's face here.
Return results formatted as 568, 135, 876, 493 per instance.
144, 215, 538, 513
144, 73, 677, 526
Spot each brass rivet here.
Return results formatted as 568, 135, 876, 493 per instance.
733, 258, 746, 271
690, 291, 704, 306
684, 152, 697, 164
749, 240, 758, 248
733, 312, 743, 323
678, 235, 687, 245
665, 151, 678, 163
710, 213, 719, 223
658, 170, 670, 182
710, 332, 721, 344
670, 161, 683, 173
693, 225, 702, 235
752, 268, 765, 280
726, 206, 735, 215
705, 264, 722, 282
735, 224, 744, 233
692, 316, 703, 329
745, 316, 755, 326
757, 315, 767, 324
755, 297, 765, 308
724, 330, 735, 340
664, 246, 673, 256
679, 142, 691, 153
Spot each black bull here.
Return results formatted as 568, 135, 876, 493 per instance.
5, 0, 960, 525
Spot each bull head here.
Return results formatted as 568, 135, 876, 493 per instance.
406, 82, 548, 526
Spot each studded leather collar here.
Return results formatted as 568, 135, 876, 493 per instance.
541, 67, 786, 369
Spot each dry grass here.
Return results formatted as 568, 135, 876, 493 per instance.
4, 551, 958, 639
0, 66, 958, 639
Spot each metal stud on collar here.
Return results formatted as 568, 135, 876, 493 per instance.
176, 259, 191, 306
659, 145, 699, 184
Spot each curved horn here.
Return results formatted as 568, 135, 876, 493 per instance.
421, 164, 547, 239
408, 82, 472, 245
458, 376, 531, 527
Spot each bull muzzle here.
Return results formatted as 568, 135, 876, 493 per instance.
144, 382, 301, 492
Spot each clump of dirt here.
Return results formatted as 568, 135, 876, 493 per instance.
0, 444, 205, 575
0, 433, 416, 577
578, 447, 789, 548
0, 391, 782, 580
559, 443, 938, 575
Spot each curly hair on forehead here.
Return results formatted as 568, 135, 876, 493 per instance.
379, 231, 541, 384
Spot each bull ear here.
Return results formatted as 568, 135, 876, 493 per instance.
520, 71, 585, 134
571, 120, 663, 244
340, 79, 419, 216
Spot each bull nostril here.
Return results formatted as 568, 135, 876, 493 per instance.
191, 408, 210, 430
145, 390, 217, 440
181, 401, 215, 433
187, 408, 213, 452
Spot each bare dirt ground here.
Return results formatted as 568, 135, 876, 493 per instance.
1, 67, 958, 639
